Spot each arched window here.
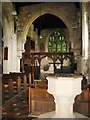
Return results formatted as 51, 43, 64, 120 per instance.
48, 31, 67, 52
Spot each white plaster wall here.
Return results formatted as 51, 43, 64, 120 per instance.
3, 24, 17, 73
3, 18, 11, 74
2, 2, 17, 74
11, 34, 17, 72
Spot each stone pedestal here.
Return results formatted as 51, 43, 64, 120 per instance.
38, 75, 87, 118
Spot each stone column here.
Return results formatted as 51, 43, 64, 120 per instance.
82, 2, 89, 59
16, 38, 24, 72
81, 2, 89, 76
16, 50, 22, 72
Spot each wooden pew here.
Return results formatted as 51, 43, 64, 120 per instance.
2, 84, 5, 104
34, 82, 47, 89
2, 73, 29, 105
2, 88, 55, 118
73, 90, 90, 117
2, 86, 90, 118
2, 73, 28, 90
30, 88, 55, 114
2, 78, 14, 104
81, 75, 90, 90
2, 75, 21, 93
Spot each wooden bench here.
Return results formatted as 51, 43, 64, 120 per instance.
2, 86, 90, 118
74, 90, 90, 117
2, 88, 55, 118
2, 73, 30, 104
34, 82, 48, 89
29, 88, 55, 114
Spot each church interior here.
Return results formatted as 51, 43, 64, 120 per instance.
1, 1, 90, 119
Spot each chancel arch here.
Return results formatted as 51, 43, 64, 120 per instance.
18, 3, 76, 45
16, 3, 77, 73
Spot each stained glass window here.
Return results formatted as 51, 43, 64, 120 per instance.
48, 31, 67, 52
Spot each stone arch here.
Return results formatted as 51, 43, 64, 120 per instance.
19, 7, 74, 44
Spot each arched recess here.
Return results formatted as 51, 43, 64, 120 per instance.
18, 7, 74, 45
